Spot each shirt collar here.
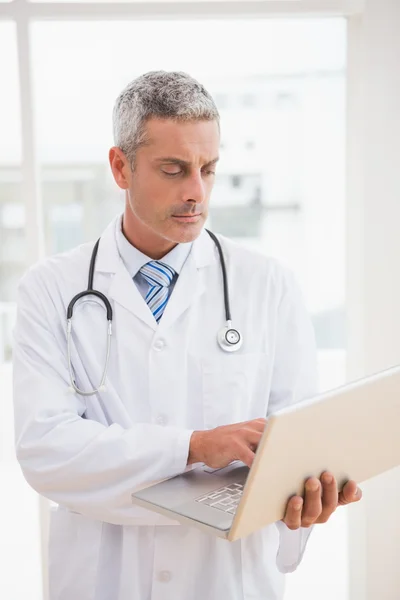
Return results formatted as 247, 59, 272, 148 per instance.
115, 214, 192, 279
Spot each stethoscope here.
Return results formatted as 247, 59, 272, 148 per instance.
66, 230, 242, 396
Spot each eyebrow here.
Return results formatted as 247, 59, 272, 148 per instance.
155, 157, 219, 167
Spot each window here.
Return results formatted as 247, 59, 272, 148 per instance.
214, 93, 229, 110
241, 93, 257, 108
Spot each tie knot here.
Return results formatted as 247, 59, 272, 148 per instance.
140, 260, 175, 288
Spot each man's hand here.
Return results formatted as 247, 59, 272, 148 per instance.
188, 418, 267, 468
282, 471, 362, 530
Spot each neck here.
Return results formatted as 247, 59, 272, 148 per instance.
122, 207, 177, 260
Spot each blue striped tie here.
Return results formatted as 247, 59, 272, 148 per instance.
139, 260, 176, 323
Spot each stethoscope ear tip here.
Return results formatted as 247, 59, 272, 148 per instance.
68, 386, 76, 394
98, 385, 106, 392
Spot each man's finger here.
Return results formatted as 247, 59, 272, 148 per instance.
283, 496, 303, 530
246, 418, 267, 432
317, 472, 338, 523
301, 478, 322, 527
338, 480, 362, 506
234, 442, 256, 468
240, 428, 263, 448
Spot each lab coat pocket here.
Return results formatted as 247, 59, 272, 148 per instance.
201, 353, 268, 428
49, 506, 102, 600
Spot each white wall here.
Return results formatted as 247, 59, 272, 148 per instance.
347, 1, 400, 598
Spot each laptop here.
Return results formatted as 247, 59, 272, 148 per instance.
132, 364, 400, 541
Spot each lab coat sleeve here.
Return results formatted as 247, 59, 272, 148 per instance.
267, 266, 319, 574
13, 269, 193, 526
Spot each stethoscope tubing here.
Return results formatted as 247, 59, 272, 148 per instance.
66, 230, 241, 395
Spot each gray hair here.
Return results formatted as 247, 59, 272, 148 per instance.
113, 71, 220, 164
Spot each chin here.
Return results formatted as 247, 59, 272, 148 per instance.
165, 221, 205, 244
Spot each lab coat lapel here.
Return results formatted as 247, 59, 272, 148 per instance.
108, 265, 157, 331
94, 216, 157, 331
159, 229, 217, 331
157, 251, 201, 330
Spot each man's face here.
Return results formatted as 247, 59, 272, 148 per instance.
122, 118, 220, 246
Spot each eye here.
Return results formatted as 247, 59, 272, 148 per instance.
202, 170, 216, 176
161, 167, 182, 176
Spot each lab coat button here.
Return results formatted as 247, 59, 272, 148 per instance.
158, 570, 172, 583
153, 339, 165, 351
155, 414, 168, 426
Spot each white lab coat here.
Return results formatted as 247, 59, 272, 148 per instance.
13, 216, 318, 600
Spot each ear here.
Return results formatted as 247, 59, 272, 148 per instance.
109, 147, 131, 190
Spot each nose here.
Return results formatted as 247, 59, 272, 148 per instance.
181, 170, 206, 205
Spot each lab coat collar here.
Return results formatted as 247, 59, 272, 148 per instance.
95, 215, 216, 274
94, 215, 217, 331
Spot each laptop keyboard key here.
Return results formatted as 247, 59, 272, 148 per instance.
195, 483, 244, 514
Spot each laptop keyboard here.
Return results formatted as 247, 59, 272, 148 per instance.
195, 482, 244, 514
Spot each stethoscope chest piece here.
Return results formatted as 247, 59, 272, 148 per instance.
217, 321, 243, 353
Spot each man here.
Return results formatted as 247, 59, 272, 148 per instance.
13, 71, 361, 600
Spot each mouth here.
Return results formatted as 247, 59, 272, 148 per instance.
171, 213, 202, 223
